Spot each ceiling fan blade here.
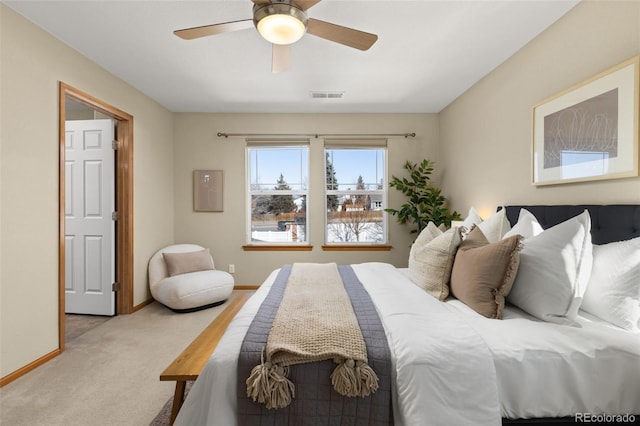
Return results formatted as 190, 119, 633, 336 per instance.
272, 44, 291, 73
251, 0, 271, 4
295, 0, 323, 10
306, 18, 378, 51
174, 19, 253, 40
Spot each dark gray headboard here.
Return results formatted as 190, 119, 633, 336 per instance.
503, 205, 640, 245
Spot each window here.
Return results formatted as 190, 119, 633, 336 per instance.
325, 145, 387, 244
247, 144, 308, 244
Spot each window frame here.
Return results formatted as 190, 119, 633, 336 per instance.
324, 145, 388, 246
245, 143, 310, 246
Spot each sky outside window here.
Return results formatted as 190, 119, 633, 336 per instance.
250, 147, 384, 191
250, 146, 308, 190
327, 149, 385, 190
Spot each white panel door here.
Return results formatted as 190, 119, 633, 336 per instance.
65, 119, 115, 315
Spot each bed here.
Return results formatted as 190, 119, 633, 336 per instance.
174, 204, 640, 425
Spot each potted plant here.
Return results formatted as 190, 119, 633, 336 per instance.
385, 159, 461, 233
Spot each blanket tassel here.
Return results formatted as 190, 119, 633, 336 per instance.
246, 360, 295, 410
331, 359, 379, 398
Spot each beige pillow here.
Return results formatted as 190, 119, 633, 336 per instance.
162, 248, 214, 276
408, 222, 462, 301
450, 227, 523, 319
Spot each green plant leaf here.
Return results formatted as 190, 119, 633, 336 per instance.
386, 159, 458, 234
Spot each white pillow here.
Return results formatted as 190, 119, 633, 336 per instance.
460, 207, 483, 232
461, 207, 511, 243
477, 208, 511, 243
507, 210, 593, 326
580, 237, 640, 331
408, 222, 461, 301
503, 208, 544, 240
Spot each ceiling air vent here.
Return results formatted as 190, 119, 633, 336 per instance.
310, 91, 345, 99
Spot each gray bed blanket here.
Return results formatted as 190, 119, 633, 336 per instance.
237, 264, 392, 426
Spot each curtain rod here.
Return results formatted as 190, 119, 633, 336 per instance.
216, 132, 416, 139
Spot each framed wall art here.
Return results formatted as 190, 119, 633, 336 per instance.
193, 170, 223, 212
532, 56, 639, 186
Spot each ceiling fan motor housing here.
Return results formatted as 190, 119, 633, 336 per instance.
253, 1, 309, 45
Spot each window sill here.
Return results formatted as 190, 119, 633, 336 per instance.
242, 245, 313, 251
322, 245, 392, 251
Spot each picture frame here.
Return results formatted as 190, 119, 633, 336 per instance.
193, 170, 223, 212
532, 56, 639, 186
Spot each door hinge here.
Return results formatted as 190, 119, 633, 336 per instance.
112, 282, 119, 292
112, 140, 119, 150
112, 211, 119, 221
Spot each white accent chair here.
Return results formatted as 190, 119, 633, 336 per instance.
148, 244, 234, 312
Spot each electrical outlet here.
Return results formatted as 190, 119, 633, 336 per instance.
229, 264, 235, 274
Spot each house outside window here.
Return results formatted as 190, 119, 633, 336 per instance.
247, 143, 309, 244
325, 142, 387, 244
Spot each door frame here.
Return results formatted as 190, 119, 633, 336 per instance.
58, 82, 134, 351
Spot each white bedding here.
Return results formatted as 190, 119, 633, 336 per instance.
175, 263, 640, 426
446, 299, 640, 419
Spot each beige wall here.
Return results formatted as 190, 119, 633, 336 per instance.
0, 5, 175, 377
439, 0, 640, 218
173, 113, 439, 285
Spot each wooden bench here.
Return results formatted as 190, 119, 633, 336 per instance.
160, 291, 253, 425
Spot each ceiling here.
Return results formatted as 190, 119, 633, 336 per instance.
4, 0, 579, 113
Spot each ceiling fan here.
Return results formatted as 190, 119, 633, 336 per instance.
173, 0, 378, 73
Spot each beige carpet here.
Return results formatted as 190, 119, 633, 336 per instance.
65, 314, 112, 341
0, 293, 244, 426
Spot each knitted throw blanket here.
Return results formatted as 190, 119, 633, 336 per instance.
246, 262, 379, 409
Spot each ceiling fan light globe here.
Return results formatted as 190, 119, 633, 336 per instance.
253, 3, 308, 45
258, 14, 306, 45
